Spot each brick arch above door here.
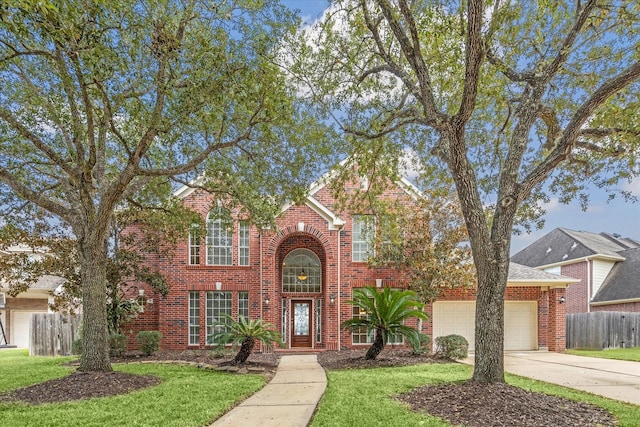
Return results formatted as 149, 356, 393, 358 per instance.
265, 224, 334, 258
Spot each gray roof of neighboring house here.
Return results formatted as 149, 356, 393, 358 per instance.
511, 228, 637, 267
507, 262, 578, 283
1, 275, 65, 294
591, 247, 640, 303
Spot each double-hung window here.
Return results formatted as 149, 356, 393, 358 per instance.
206, 291, 232, 343
238, 221, 250, 266
206, 209, 232, 265
188, 291, 200, 345
188, 228, 201, 265
352, 215, 374, 262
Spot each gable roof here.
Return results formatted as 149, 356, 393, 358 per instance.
507, 262, 579, 288
173, 157, 422, 231
511, 228, 633, 268
591, 247, 640, 304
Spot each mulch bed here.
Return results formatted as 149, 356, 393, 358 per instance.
398, 382, 617, 427
0, 349, 619, 426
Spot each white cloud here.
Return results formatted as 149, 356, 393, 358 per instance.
623, 176, 640, 196
538, 197, 561, 213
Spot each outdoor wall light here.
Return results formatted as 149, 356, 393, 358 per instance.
329, 294, 336, 306
264, 296, 270, 306
559, 296, 566, 304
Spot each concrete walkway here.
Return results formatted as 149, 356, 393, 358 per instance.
465, 351, 640, 405
210, 355, 326, 427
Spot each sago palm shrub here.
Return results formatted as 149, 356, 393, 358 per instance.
209, 315, 283, 365
342, 286, 428, 360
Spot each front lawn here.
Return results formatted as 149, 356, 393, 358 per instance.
311, 363, 640, 426
0, 349, 265, 427
567, 347, 640, 362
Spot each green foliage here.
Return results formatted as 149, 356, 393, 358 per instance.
71, 338, 83, 356
567, 348, 640, 362
0, 0, 339, 371
411, 333, 432, 356
290, 0, 640, 383
435, 334, 469, 360
108, 334, 127, 357
136, 331, 162, 356
341, 287, 428, 360
0, 349, 266, 427
208, 315, 283, 364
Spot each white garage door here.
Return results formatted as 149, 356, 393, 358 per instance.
432, 301, 537, 351
11, 311, 46, 349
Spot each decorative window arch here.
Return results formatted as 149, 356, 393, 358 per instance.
206, 208, 232, 265
282, 249, 321, 293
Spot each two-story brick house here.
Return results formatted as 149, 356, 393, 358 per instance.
127, 167, 576, 352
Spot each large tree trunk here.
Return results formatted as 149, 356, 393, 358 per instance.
444, 129, 517, 383
365, 328, 384, 360
78, 235, 112, 372
471, 256, 509, 383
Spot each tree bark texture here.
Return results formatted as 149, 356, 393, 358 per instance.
365, 328, 384, 360
77, 236, 112, 372
234, 337, 255, 365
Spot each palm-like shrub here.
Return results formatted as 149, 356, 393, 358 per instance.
342, 286, 428, 360
208, 315, 283, 365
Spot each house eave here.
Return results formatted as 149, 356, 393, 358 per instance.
533, 254, 625, 270
507, 279, 578, 289
590, 297, 640, 306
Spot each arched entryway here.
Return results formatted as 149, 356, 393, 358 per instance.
276, 234, 326, 349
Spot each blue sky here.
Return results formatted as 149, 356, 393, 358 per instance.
281, 0, 640, 254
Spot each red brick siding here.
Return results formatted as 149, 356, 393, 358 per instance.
127, 176, 564, 352
561, 262, 589, 314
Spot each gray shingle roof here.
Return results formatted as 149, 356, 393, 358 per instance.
508, 262, 578, 284
511, 228, 632, 267
591, 247, 640, 303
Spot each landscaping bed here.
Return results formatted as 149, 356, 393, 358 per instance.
0, 349, 620, 426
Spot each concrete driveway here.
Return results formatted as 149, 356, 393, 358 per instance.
466, 352, 640, 405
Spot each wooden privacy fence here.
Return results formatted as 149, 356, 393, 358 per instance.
30, 313, 81, 356
566, 311, 640, 349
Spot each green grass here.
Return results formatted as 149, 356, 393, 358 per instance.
311, 363, 640, 427
567, 347, 640, 362
0, 349, 265, 427
0, 349, 76, 392
4, 349, 640, 426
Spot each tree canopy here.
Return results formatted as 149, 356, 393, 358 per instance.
0, 0, 338, 371
288, 0, 640, 382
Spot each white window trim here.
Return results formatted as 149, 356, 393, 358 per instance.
238, 221, 250, 266
206, 210, 233, 266
188, 229, 201, 265
352, 215, 375, 262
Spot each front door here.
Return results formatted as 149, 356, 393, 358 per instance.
291, 300, 312, 347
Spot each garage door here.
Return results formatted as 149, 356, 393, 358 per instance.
11, 311, 46, 349
432, 301, 537, 351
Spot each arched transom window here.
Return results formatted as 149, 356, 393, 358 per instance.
282, 249, 321, 293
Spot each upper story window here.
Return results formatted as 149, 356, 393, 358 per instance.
238, 221, 250, 266
188, 228, 201, 265
282, 249, 321, 293
206, 208, 232, 265
352, 215, 374, 262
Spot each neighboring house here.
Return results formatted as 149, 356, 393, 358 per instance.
127, 166, 576, 352
0, 245, 64, 349
511, 228, 640, 314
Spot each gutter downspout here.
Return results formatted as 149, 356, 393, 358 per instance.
586, 258, 591, 313
337, 224, 343, 351
259, 230, 263, 319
